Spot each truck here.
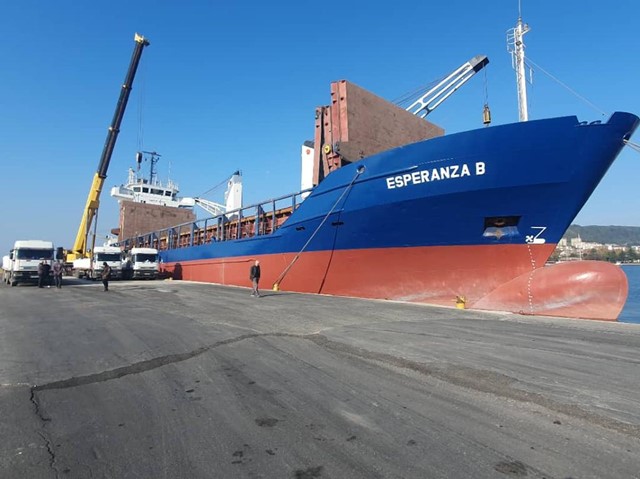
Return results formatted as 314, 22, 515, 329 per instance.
122, 247, 159, 279
2, 240, 55, 286
72, 245, 123, 280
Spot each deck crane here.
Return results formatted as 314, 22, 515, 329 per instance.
67, 33, 150, 262
311, 55, 490, 188
404, 55, 489, 118
190, 171, 244, 217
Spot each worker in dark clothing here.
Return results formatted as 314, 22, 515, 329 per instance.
249, 260, 261, 297
102, 262, 112, 292
37, 261, 47, 288
52, 261, 64, 289
43, 262, 51, 287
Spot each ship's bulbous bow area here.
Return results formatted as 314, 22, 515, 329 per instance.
472, 261, 628, 321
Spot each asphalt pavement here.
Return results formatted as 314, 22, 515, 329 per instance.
1, 277, 639, 478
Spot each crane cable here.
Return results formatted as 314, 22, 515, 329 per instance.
198, 172, 236, 199
272, 167, 364, 290
136, 56, 147, 151
482, 66, 492, 126
392, 77, 442, 109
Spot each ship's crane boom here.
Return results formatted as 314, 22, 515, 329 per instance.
189, 172, 244, 217
68, 33, 150, 261
192, 198, 227, 217
405, 55, 489, 118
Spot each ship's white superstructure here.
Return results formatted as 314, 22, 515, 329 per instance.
110, 152, 243, 214
110, 168, 195, 208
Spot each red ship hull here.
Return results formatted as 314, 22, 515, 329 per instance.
161, 244, 627, 321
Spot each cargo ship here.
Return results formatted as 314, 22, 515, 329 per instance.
117, 16, 639, 320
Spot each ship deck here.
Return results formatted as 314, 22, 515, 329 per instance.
2, 278, 639, 477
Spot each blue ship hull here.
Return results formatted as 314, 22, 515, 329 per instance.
147, 112, 638, 320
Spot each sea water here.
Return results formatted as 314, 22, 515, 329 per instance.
619, 265, 640, 324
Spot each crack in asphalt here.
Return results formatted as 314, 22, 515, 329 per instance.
29, 331, 640, 439
30, 388, 59, 478
32, 333, 298, 392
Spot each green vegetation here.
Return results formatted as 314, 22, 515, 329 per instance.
548, 225, 640, 264
565, 225, 640, 246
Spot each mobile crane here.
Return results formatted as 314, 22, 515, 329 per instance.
66, 33, 150, 263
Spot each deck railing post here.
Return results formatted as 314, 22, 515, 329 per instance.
271, 200, 276, 232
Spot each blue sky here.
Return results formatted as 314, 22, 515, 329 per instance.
1, 0, 639, 254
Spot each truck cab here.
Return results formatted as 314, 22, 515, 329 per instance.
3, 240, 55, 286
123, 247, 159, 279
73, 246, 123, 280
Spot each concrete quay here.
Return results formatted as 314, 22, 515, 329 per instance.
1, 278, 639, 478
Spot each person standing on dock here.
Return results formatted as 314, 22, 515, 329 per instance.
52, 261, 64, 289
102, 262, 112, 292
37, 261, 44, 288
38, 260, 51, 288
250, 260, 261, 297
38, 261, 46, 288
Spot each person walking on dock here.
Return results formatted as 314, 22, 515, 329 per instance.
52, 260, 64, 289
102, 262, 112, 292
249, 260, 261, 297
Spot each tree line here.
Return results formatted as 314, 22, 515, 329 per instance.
565, 225, 640, 246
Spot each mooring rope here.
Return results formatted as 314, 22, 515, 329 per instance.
272, 167, 364, 290
624, 139, 640, 154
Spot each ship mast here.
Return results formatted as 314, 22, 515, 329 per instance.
507, 1, 530, 121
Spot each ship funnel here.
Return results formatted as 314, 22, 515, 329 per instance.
225, 171, 243, 211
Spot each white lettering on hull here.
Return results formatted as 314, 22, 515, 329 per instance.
386, 162, 486, 189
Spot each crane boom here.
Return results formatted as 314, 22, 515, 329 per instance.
192, 198, 227, 217
405, 55, 489, 118
68, 33, 150, 261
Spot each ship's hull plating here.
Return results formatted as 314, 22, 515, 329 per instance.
159, 112, 639, 320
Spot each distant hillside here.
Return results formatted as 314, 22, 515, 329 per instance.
565, 225, 640, 246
